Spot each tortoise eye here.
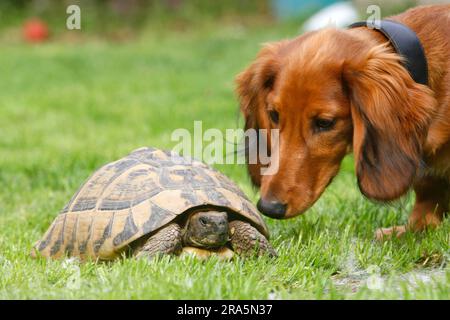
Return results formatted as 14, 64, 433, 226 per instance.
269, 110, 279, 124
314, 118, 336, 132
199, 217, 208, 226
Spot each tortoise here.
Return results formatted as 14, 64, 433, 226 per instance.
32, 147, 276, 261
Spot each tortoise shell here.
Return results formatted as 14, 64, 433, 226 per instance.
34, 147, 269, 260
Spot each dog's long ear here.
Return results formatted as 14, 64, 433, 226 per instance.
343, 44, 436, 201
235, 41, 288, 186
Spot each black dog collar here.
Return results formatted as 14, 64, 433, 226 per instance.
349, 20, 429, 86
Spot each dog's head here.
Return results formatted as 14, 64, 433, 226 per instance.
236, 28, 436, 219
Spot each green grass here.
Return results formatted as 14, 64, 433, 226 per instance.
0, 21, 449, 300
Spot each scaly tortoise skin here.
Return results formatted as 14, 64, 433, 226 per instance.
33, 147, 276, 261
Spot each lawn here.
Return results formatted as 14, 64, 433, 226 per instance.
0, 20, 449, 300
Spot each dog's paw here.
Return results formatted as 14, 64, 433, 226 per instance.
374, 225, 407, 241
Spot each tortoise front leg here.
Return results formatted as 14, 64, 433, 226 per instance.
229, 220, 277, 258
134, 223, 182, 259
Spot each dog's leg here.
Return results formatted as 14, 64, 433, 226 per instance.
375, 175, 449, 240
408, 176, 449, 231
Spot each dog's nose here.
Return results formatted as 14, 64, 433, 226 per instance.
257, 198, 287, 219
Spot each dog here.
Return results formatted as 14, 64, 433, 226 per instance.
235, 5, 450, 239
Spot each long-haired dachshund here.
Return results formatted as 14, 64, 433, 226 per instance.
236, 5, 450, 239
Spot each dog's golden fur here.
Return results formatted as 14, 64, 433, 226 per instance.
236, 5, 450, 238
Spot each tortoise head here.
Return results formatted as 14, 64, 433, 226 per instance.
183, 210, 229, 249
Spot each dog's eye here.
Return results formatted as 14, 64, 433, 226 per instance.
269, 110, 279, 124
314, 118, 335, 132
